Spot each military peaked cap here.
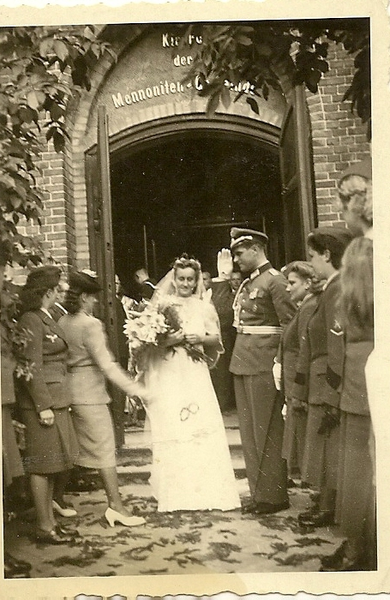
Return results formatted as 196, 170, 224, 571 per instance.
230, 227, 268, 250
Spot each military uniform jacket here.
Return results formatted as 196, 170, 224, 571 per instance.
292, 273, 344, 408
16, 310, 69, 413
281, 293, 319, 398
230, 262, 296, 375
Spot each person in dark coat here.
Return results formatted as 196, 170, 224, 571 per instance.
225, 229, 296, 515
16, 266, 79, 544
1, 282, 33, 576
210, 270, 242, 413
273, 261, 318, 482
133, 268, 156, 302
293, 228, 352, 528
49, 280, 68, 322
321, 158, 375, 571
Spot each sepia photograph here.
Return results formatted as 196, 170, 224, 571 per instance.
0, 0, 389, 598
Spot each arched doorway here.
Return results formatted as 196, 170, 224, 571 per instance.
85, 106, 316, 444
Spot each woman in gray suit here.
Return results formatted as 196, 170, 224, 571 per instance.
17, 266, 78, 544
60, 271, 146, 528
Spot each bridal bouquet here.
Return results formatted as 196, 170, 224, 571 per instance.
123, 298, 213, 375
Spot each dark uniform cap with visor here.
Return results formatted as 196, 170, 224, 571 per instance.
230, 227, 269, 250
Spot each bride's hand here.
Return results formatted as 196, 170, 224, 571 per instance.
164, 329, 185, 347
130, 382, 153, 405
185, 333, 203, 346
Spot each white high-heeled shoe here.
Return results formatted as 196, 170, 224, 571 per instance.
52, 500, 77, 518
105, 507, 145, 528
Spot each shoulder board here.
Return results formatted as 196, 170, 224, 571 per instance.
269, 268, 280, 276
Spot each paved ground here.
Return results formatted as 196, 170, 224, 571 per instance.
5, 413, 344, 579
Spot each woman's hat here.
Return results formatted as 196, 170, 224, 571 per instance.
68, 270, 102, 293
25, 265, 61, 289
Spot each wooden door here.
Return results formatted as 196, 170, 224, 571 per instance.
279, 85, 317, 263
86, 106, 125, 447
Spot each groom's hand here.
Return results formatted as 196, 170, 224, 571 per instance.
216, 248, 233, 280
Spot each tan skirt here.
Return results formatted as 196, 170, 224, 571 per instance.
71, 404, 116, 469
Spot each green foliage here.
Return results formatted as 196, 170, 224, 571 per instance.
182, 20, 370, 134
0, 25, 113, 265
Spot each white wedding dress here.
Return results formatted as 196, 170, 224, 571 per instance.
144, 295, 241, 512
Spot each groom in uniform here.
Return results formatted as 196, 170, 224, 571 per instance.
228, 227, 296, 515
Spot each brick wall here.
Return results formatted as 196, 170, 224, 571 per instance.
307, 41, 371, 227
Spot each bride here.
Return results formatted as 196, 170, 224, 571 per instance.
142, 255, 241, 512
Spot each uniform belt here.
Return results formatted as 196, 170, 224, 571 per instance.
235, 325, 282, 335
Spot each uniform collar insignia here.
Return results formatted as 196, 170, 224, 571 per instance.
250, 262, 271, 280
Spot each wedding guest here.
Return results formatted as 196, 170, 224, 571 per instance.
60, 270, 146, 528
321, 157, 375, 571
273, 261, 317, 482
17, 266, 78, 544
133, 267, 156, 302
1, 281, 32, 575
210, 270, 242, 413
295, 228, 352, 528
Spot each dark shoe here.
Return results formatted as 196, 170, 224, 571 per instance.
241, 500, 257, 514
54, 524, 80, 538
287, 478, 298, 488
4, 560, 31, 578
299, 510, 334, 528
298, 508, 319, 522
34, 527, 74, 544
4, 552, 32, 571
321, 541, 347, 569
320, 555, 367, 572
244, 501, 290, 515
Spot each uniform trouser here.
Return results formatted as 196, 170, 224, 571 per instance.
234, 373, 288, 505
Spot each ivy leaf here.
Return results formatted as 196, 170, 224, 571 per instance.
18, 105, 37, 124
236, 34, 253, 46
53, 39, 68, 62
206, 91, 221, 116
52, 129, 65, 153
246, 96, 259, 114
26, 90, 45, 110
39, 37, 53, 57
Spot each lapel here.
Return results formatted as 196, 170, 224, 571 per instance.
37, 310, 67, 345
